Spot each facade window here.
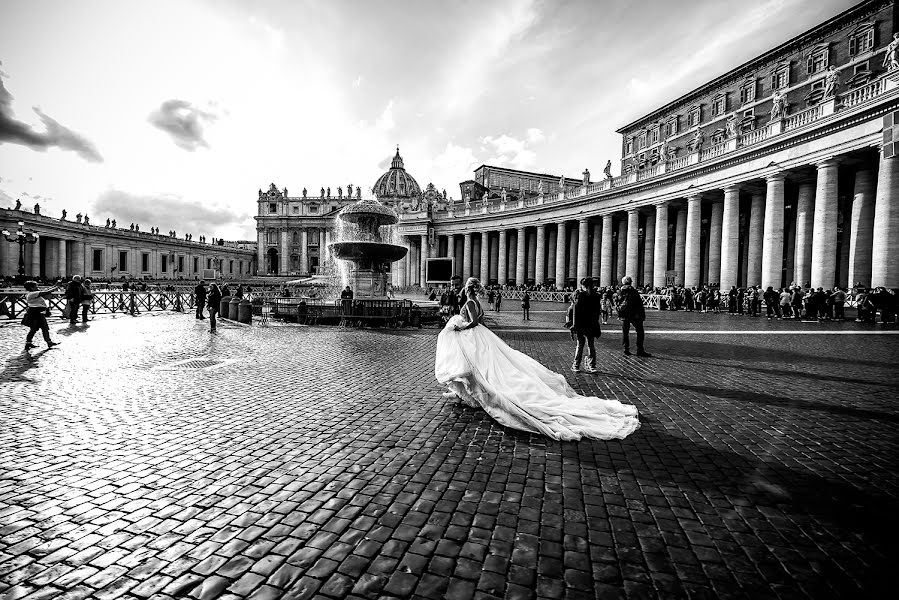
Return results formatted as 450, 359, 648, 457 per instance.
771, 63, 790, 89
625, 138, 634, 155
206, 258, 212, 269
309, 205, 318, 214
649, 126, 660, 145
739, 80, 756, 104
806, 46, 829, 74
666, 116, 679, 137
854, 61, 870, 74
178, 257, 185, 273
141, 253, 150, 272
292, 232, 299, 243
161, 255, 168, 273
687, 105, 701, 127
637, 131, 647, 149
92, 248, 102, 271
292, 206, 299, 214
119, 251, 128, 272
742, 108, 754, 119
849, 25, 875, 55
193, 257, 199, 272
711, 94, 726, 117
268, 203, 277, 214
239, 262, 243, 275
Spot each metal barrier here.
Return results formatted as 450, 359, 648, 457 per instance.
0, 291, 195, 319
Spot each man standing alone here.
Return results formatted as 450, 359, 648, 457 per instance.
569, 278, 601, 373
615, 276, 651, 357
195, 280, 207, 319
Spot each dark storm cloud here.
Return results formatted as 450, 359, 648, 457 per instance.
147, 99, 217, 151
93, 189, 247, 234
0, 69, 103, 162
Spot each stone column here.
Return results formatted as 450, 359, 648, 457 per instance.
643, 213, 655, 287
31, 241, 41, 277
420, 233, 429, 286
708, 201, 723, 286
57, 239, 67, 278
625, 210, 640, 282
810, 158, 839, 289
577, 219, 590, 282
396, 236, 407, 286
555, 223, 567, 286
257, 228, 265, 273
300, 229, 308, 275
600, 215, 613, 287
762, 173, 786, 289
674, 208, 686, 285
497, 229, 507, 285
848, 169, 875, 288
616, 218, 627, 283
872, 149, 899, 288
479, 232, 490, 282
591, 222, 601, 278
446, 234, 455, 260
72, 241, 85, 277
461, 232, 472, 280
684, 195, 702, 288
515, 227, 526, 285
719, 186, 740, 289
747, 193, 765, 286
653, 203, 669, 288
488, 234, 498, 282
535, 225, 547, 285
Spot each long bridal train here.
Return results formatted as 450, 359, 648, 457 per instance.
435, 314, 640, 442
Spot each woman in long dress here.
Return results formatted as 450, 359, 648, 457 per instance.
435, 277, 640, 442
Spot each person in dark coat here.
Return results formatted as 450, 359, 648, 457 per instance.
194, 280, 207, 319
207, 283, 222, 332
567, 278, 602, 372
521, 291, 531, 320
445, 275, 467, 315
64, 276, 83, 324
615, 276, 650, 357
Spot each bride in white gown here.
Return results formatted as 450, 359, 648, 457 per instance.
435, 278, 640, 442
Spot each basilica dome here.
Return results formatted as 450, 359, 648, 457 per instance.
373, 148, 421, 199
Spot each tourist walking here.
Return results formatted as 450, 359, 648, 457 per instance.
494, 292, 502, 312
567, 278, 602, 373
207, 283, 222, 332
64, 275, 83, 324
615, 276, 650, 357
521, 291, 531, 320
22, 281, 61, 350
487, 289, 495, 310
79, 279, 93, 322
435, 277, 639, 441
195, 280, 207, 319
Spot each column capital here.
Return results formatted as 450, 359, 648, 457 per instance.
723, 183, 741, 194
765, 171, 787, 183
626, 207, 639, 215
655, 201, 669, 211
687, 194, 702, 203
815, 156, 841, 169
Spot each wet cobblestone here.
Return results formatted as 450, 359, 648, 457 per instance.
0, 309, 897, 599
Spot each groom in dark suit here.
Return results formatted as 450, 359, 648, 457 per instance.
569, 277, 602, 373
446, 275, 467, 315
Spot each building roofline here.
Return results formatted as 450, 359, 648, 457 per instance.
473, 164, 585, 182
614, 0, 884, 134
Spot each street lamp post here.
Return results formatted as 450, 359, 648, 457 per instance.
2, 221, 39, 282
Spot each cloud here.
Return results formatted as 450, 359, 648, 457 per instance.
481, 130, 545, 170
148, 99, 218, 151
92, 189, 246, 235
375, 100, 395, 131
0, 70, 103, 162
352, 75, 363, 88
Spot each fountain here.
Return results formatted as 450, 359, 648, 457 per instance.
328, 198, 407, 298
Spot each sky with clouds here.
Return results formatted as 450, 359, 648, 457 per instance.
0, 0, 853, 240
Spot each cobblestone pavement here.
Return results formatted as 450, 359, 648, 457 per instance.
0, 308, 897, 600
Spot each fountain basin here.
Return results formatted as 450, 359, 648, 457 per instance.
329, 241, 407, 263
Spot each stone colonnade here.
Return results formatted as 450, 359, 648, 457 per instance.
395, 150, 899, 290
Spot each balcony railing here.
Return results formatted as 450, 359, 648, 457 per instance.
840, 77, 886, 109
701, 141, 729, 160
783, 104, 823, 131
739, 124, 772, 147
637, 163, 662, 180
666, 155, 690, 172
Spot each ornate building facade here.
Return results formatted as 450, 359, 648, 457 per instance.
0, 207, 256, 280
393, 0, 899, 291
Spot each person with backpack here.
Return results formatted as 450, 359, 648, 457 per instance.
614, 276, 650, 357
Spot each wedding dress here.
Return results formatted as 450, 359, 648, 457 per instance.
435, 302, 640, 442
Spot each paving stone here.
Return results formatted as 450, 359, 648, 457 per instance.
0, 311, 895, 599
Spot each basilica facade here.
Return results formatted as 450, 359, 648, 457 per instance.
393, 0, 899, 291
